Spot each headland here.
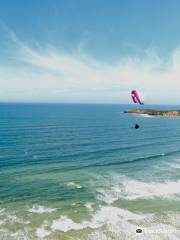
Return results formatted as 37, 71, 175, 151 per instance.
124, 109, 180, 117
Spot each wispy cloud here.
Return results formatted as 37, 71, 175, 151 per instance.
0, 28, 180, 104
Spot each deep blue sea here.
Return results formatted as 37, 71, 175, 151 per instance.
1, 103, 180, 239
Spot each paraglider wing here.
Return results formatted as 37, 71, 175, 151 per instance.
131, 91, 138, 103
131, 90, 143, 105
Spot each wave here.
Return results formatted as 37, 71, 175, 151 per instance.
36, 226, 51, 238
51, 206, 147, 232
95, 176, 180, 203
55, 147, 180, 172
138, 113, 155, 118
66, 182, 82, 189
28, 148, 180, 174
51, 206, 179, 239
2, 134, 180, 171
79, 153, 165, 172
1, 204, 180, 239
129, 112, 156, 118
108, 153, 165, 166
90, 148, 180, 169
28, 205, 56, 214
85, 202, 93, 211
165, 158, 180, 169
0, 208, 5, 215
0, 209, 31, 232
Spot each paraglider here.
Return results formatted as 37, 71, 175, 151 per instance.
131, 90, 144, 129
131, 90, 144, 105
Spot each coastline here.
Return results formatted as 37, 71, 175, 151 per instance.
124, 109, 180, 117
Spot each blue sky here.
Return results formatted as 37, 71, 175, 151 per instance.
0, 0, 180, 103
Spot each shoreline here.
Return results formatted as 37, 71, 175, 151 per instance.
124, 109, 180, 117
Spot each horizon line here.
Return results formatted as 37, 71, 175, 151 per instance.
0, 101, 179, 106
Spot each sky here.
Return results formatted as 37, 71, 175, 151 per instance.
0, 0, 180, 104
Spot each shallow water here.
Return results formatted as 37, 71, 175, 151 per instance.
1, 103, 180, 239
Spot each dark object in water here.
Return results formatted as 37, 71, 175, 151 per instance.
132, 123, 140, 129
136, 228, 142, 233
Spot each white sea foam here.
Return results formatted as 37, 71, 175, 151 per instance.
96, 188, 119, 204
66, 182, 82, 189
51, 206, 147, 232
23, 220, 31, 225
28, 205, 56, 214
138, 113, 155, 118
96, 176, 180, 203
51, 206, 180, 239
166, 159, 180, 169
36, 227, 51, 238
6, 214, 20, 223
87, 232, 111, 240
0, 210, 30, 226
131, 113, 155, 118
85, 202, 93, 211
52, 216, 84, 232
0, 229, 30, 240
5, 213, 30, 225
118, 179, 180, 200
0, 208, 5, 215
1, 206, 180, 240
0, 228, 9, 234
9, 230, 29, 239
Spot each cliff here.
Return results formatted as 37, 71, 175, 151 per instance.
124, 109, 180, 117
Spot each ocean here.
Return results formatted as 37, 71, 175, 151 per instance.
1, 103, 180, 239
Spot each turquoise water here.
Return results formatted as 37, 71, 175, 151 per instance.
1, 103, 180, 239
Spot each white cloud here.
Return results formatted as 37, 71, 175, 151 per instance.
0, 30, 180, 104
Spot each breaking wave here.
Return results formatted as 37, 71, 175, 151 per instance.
96, 177, 180, 203
51, 206, 180, 239
28, 205, 56, 214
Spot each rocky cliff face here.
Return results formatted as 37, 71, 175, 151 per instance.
124, 109, 180, 117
